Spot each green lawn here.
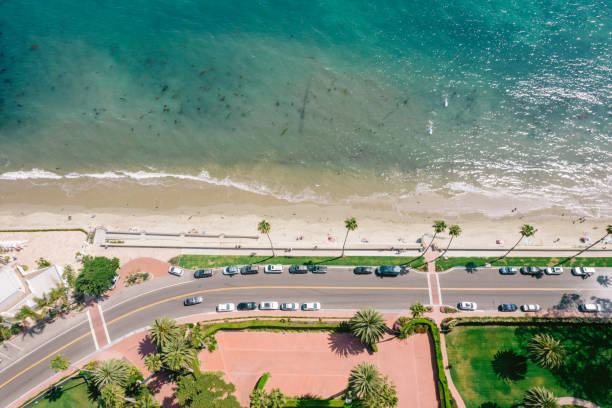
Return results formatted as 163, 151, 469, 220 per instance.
172, 255, 427, 270
32, 377, 97, 408
435, 256, 612, 271
445, 326, 612, 408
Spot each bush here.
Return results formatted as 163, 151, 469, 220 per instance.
254, 372, 271, 391
441, 307, 458, 314
36, 258, 52, 269
125, 272, 150, 286
203, 334, 217, 352
10, 322, 24, 335
74, 256, 120, 297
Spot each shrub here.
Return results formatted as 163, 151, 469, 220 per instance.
204, 334, 217, 352
441, 307, 458, 314
36, 258, 52, 269
10, 322, 24, 335
254, 372, 271, 391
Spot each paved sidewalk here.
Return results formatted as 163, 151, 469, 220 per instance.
557, 397, 603, 408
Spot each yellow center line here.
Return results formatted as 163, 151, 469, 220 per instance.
442, 287, 584, 291
105, 285, 427, 326
0, 332, 91, 391
0, 285, 426, 391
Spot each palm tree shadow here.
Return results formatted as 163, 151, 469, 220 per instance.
466, 262, 479, 273
597, 275, 610, 287
138, 335, 157, 358
315, 256, 342, 264
552, 293, 582, 311
491, 349, 527, 382
327, 332, 365, 357
253, 255, 274, 264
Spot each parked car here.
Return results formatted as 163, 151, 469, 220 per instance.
499, 304, 518, 312
194, 269, 214, 278
241, 265, 260, 275
572, 267, 596, 276
168, 266, 184, 276
265, 264, 283, 273
289, 265, 308, 274
499, 267, 518, 275
224, 266, 239, 275
521, 304, 541, 312
109, 274, 120, 290
281, 302, 300, 311
259, 301, 279, 310
237, 302, 257, 311
520, 266, 542, 275
301, 302, 321, 311
458, 301, 477, 311
354, 266, 374, 275
545, 267, 563, 275
578, 303, 602, 313
216, 303, 235, 312
310, 265, 328, 274
375, 266, 401, 277
184, 296, 203, 306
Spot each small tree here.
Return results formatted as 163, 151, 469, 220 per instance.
257, 220, 275, 257
101, 383, 126, 408
144, 353, 162, 374
62, 265, 76, 288
423, 220, 447, 254
348, 363, 383, 400
249, 389, 268, 408
36, 257, 52, 269
92, 358, 130, 390
342, 217, 358, 257
435, 224, 462, 260
161, 338, 196, 373
74, 256, 120, 297
50, 354, 71, 373
149, 317, 180, 350
267, 388, 287, 408
409, 302, 427, 319
176, 373, 241, 408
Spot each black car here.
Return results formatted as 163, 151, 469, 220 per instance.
237, 302, 257, 311
184, 296, 203, 306
194, 269, 214, 278
241, 265, 260, 275
375, 266, 401, 277
310, 265, 328, 274
289, 265, 309, 274
353, 266, 373, 275
520, 266, 542, 275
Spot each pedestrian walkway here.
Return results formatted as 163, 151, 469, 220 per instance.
86, 301, 110, 349
428, 274, 441, 305
557, 397, 603, 408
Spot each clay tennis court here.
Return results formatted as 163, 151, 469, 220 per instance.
201, 331, 439, 408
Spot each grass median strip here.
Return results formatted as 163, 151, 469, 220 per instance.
435, 256, 612, 271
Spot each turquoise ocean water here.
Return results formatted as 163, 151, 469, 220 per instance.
0, 0, 610, 214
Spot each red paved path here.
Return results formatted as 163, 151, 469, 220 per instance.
201, 331, 439, 408
87, 301, 109, 349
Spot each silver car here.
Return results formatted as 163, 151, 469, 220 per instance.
545, 267, 563, 275
520, 304, 541, 312
458, 301, 477, 311
280, 302, 300, 311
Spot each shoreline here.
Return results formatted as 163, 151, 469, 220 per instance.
0, 179, 609, 254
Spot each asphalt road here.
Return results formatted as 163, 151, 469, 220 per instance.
1, 264, 609, 407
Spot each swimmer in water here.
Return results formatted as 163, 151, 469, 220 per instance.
444, 97, 448, 107
428, 120, 434, 135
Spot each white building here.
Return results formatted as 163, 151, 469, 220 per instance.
0, 265, 27, 313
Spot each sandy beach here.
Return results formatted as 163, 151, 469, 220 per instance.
0, 179, 609, 259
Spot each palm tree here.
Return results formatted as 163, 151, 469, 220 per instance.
348, 362, 383, 400
423, 220, 447, 254
434, 224, 462, 260
101, 383, 126, 408
149, 317, 179, 350
523, 386, 559, 408
257, 220, 275, 257
249, 389, 268, 408
528, 334, 567, 370
161, 338, 195, 372
342, 217, 358, 257
561, 224, 612, 264
348, 308, 387, 347
92, 358, 130, 390
498, 224, 536, 261
144, 353, 162, 374
34, 294, 50, 310
267, 388, 287, 408
137, 392, 161, 408
14, 305, 40, 324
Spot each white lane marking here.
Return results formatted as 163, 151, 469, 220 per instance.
103, 279, 195, 313
0, 320, 88, 376
4, 342, 22, 352
427, 274, 433, 306
86, 310, 99, 351
435, 273, 442, 305
97, 303, 111, 345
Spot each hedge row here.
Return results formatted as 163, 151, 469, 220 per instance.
441, 316, 612, 332
283, 398, 348, 407
0, 228, 88, 235
254, 372, 271, 391
199, 319, 346, 338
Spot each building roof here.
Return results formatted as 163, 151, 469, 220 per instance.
0, 266, 27, 312
26, 265, 65, 298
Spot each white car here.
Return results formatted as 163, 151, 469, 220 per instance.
216, 303, 235, 312
458, 301, 477, 311
280, 302, 300, 311
109, 274, 120, 290
265, 264, 283, 273
521, 304, 541, 312
259, 301, 280, 310
168, 266, 184, 276
578, 303, 602, 313
572, 267, 596, 276
301, 302, 321, 311
545, 267, 563, 275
